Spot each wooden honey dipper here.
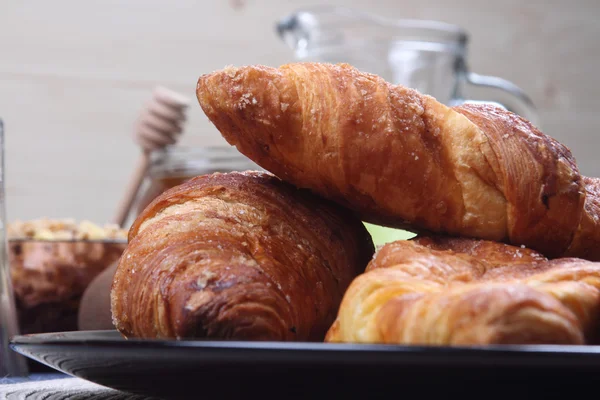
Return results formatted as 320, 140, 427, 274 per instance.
112, 86, 190, 227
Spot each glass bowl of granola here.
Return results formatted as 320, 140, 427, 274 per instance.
7, 218, 128, 336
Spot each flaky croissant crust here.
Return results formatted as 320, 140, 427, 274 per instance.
325, 235, 600, 345
110, 171, 374, 341
196, 62, 600, 260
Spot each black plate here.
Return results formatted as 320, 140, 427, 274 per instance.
10, 330, 600, 399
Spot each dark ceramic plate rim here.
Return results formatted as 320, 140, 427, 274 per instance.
11, 331, 600, 399
10, 329, 600, 356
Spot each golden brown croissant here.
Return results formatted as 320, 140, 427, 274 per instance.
196, 62, 600, 260
110, 171, 374, 341
325, 235, 600, 345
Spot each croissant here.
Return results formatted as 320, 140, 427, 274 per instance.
196, 62, 600, 261
110, 171, 374, 341
325, 235, 600, 345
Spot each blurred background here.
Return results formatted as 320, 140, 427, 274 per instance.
0, 0, 598, 225
1, 0, 600, 376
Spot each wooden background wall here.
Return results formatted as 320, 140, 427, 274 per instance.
1, 0, 598, 226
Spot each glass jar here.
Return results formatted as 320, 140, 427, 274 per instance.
276, 5, 538, 125
135, 146, 262, 216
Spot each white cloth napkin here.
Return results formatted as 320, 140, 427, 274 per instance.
0, 374, 158, 399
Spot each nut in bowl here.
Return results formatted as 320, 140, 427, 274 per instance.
7, 218, 128, 336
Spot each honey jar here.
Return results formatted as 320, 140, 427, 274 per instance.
135, 146, 262, 215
